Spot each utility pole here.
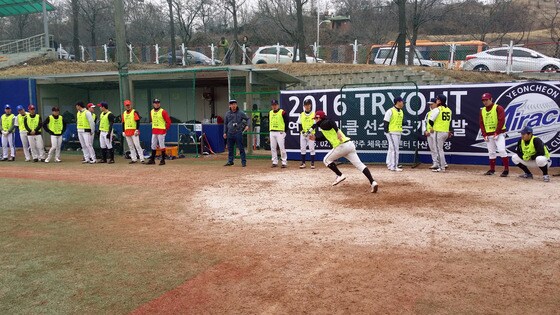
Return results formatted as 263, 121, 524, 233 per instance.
114, 0, 130, 105
396, 0, 407, 65
168, 0, 176, 65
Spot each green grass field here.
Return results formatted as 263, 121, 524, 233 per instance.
0, 177, 216, 314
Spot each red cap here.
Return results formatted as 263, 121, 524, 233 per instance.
87, 103, 95, 109
28, 104, 35, 110
315, 110, 326, 119
481, 93, 492, 100
123, 100, 131, 106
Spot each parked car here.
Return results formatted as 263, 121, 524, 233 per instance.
251, 45, 325, 64
373, 47, 443, 67
462, 47, 560, 72
57, 48, 75, 60
159, 50, 220, 65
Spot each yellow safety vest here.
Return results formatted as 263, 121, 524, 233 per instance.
17, 112, 28, 132
481, 104, 506, 133
77, 110, 89, 129
92, 113, 97, 123
123, 109, 137, 130
1, 113, 14, 131
433, 106, 452, 132
388, 107, 403, 133
300, 111, 315, 134
521, 136, 550, 161
48, 115, 64, 134
99, 111, 111, 132
151, 109, 166, 129
323, 126, 350, 148
26, 114, 41, 131
269, 109, 285, 131
252, 112, 261, 125
425, 109, 433, 132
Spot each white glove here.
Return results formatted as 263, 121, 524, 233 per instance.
122, 131, 126, 137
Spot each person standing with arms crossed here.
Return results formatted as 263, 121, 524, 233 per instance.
1, 104, 16, 161
223, 99, 249, 167
384, 96, 404, 172
479, 92, 509, 177
43, 106, 66, 163
75, 101, 96, 164
24, 104, 45, 162
269, 99, 288, 168
424, 98, 438, 169
309, 111, 378, 193
122, 99, 145, 164
98, 102, 116, 164
14, 105, 31, 161
428, 94, 453, 172
146, 98, 171, 165
298, 99, 316, 169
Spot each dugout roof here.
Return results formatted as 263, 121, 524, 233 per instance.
0, 0, 54, 17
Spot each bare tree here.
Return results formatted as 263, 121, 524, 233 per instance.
79, 0, 112, 47
407, 0, 440, 65
174, 0, 209, 44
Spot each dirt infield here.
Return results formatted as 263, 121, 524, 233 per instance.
1, 155, 559, 313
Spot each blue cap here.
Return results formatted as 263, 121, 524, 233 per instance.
271, 99, 279, 105
428, 98, 437, 104
394, 96, 404, 104
16, 105, 24, 111
520, 126, 533, 134
4, 104, 11, 109
436, 94, 447, 104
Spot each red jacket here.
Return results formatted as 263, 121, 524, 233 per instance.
150, 108, 171, 135
479, 103, 506, 136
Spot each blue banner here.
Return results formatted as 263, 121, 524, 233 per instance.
280, 81, 560, 166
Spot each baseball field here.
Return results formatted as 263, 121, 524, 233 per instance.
1, 153, 559, 313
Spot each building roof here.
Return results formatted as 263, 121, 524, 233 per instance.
0, 0, 55, 17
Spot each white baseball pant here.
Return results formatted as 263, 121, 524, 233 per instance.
151, 134, 166, 150
427, 133, 437, 166
19, 131, 31, 160
511, 155, 551, 168
46, 135, 62, 161
486, 134, 507, 159
2, 132, 15, 158
254, 126, 260, 147
78, 131, 96, 161
125, 134, 144, 162
270, 131, 287, 165
434, 132, 449, 168
300, 133, 316, 155
385, 132, 401, 170
99, 131, 113, 149
323, 141, 366, 172
27, 134, 45, 160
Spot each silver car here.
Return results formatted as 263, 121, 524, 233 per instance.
251, 45, 324, 64
462, 47, 560, 72
373, 47, 443, 67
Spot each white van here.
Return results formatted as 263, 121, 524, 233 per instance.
374, 47, 443, 67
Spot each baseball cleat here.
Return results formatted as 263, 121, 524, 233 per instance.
432, 168, 444, 172
543, 175, 550, 182
299, 163, 306, 169
500, 170, 509, 177
281, 164, 287, 168
390, 167, 403, 172
55, 159, 61, 163
519, 173, 533, 179
310, 164, 315, 169
271, 164, 278, 168
371, 181, 378, 193
332, 174, 347, 186
44, 158, 50, 163
429, 164, 438, 169
484, 170, 495, 175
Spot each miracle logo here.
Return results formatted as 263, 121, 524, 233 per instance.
496, 83, 560, 153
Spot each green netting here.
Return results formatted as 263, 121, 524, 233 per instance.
230, 90, 280, 159
340, 81, 421, 165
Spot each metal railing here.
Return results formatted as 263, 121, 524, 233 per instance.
0, 33, 53, 54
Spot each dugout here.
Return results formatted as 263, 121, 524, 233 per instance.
0, 66, 302, 152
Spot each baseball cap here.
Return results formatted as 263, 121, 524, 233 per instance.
4, 104, 11, 109
427, 98, 437, 104
16, 105, 24, 111
481, 92, 492, 100
271, 99, 279, 105
87, 103, 95, 109
123, 100, 132, 106
152, 98, 160, 103
99, 102, 108, 109
52, 106, 60, 111
28, 104, 35, 110
75, 101, 84, 107
520, 126, 533, 134
303, 99, 312, 105
229, 99, 237, 104
436, 94, 447, 103
394, 96, 404, 104
315, 110, 326, 119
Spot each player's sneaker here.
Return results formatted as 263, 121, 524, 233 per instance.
432, 167, 444, 172
543, 175, 550, 182
332, 174, 347, 186
281, 164, 287, 168
484, 170, 495, 175
44, 158, 50, 163
429, 164, 438, 169
55, 158, 61, 163
370, 181, 378, 193
299, 163, 306, 169
310, 164, 315, 169
390, 167, 403, 172
271, 164, 277, 168
519, 173, 533, 179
